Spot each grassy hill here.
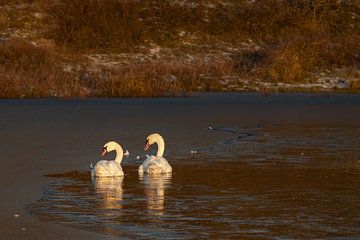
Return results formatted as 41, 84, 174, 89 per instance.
0, 0, 359, 97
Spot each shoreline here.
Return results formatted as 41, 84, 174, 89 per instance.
0, 89, 359, 100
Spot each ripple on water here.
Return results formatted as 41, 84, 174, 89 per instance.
28, 123, 360, 239
28, 163, 360, 239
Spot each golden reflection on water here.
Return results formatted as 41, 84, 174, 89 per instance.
93, 176, 124, 210
28, 123, 360, 239
139, 173, 172, 216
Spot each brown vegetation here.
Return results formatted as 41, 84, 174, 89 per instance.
0, 39, 233, 97
0, 0, 359, 97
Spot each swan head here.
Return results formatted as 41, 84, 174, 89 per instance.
144, 133, 163, 151
101, 141, 120, 156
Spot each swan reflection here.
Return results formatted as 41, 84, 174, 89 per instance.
140, 173, 172, 215
93, 176, 124, 210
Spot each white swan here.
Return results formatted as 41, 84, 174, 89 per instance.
138, 133, 172, 174
91, 141, 128, 177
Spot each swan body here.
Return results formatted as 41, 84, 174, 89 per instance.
91, 141, 128, 178
139, 133, 172, 174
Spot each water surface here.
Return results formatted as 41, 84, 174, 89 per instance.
1, 93, 359, 239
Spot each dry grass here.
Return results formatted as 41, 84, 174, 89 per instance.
260, 34, 360, 83
349, 80, 360, 91
0, 39, 233, 98
0, 39, 86, 98
40, 0, 210, 52
91, 59, 231, 97
0, 0, 359, 97
41, 1, 360, 48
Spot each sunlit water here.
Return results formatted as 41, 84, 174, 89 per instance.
28, 120, 360, 239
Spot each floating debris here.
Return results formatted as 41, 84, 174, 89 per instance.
124, 150, 130, 157
14, 214, 20, 218
190, 150, 197, 155
136, 156, 140, 160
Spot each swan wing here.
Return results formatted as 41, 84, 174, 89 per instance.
140, 156, 172, 174
93, 160, 124, 177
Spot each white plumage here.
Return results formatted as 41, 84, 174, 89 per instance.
139, 133, 172, 174
91, 141, 129, 178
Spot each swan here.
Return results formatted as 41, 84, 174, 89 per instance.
91, 141, 129, 177
138, 133, 172, 174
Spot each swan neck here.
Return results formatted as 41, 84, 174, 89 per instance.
156, 136, 165, 157
114, 144, 124, 164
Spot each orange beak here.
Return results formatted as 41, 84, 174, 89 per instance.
144, 141, 150, 151
101, 148, 107, 157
